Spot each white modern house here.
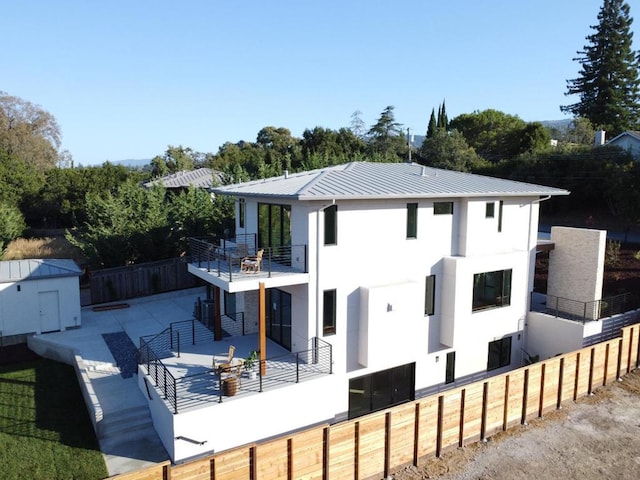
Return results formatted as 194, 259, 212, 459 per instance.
136, 161, 577, 462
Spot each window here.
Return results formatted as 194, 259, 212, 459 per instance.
487, 337, 512, 371
472, 269, 512, 312
406, 203, 418, 238
324, 205, 337, 245
445, 351, 456, 384
485, 202, 495, 218
498, 200, 504, 232
224, 291, 236, 316
434, 202, 453, 215
348, 363, 415, 419
238, 199, 245, 228
425, 275, 435, 315
323, 289, 337, 335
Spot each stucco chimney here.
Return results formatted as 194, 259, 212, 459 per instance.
594, 130, 606, 146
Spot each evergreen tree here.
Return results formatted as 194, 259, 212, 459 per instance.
438, 100, 448, 130
426, 109, 437, 138
560, 0, 640, 136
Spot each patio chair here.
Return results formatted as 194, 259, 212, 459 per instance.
241, 249, 264, 273
213, 345, 236, 370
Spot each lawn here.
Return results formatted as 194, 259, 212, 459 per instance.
0, 348, 108, 480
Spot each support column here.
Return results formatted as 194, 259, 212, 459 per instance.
213, 286, 222, 341
259, 282, 266, 376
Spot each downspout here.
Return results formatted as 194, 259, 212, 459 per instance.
522, 195, 552, 365
315, 199, 336, 339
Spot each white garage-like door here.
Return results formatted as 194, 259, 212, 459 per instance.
38, 291, 60, 333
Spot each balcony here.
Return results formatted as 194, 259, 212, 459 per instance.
138, 318, 333, 413
530, 291, 635, 323
188, 237, 309, 292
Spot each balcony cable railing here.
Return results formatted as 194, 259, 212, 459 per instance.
530, 291, 634, 323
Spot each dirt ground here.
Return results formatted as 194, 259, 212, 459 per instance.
391, 357, 640, 480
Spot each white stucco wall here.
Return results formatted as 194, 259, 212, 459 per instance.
525, 311, 602, 361
143, 373, 342, 463
0, 276, 81, 337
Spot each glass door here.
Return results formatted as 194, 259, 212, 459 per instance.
266, 288, 292, 350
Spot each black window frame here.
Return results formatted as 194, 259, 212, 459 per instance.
238, 198, 245, 229
472, 269, 512, 312
445, 351, 456, 384
434, 201, 453, 215
324, 205, 337, 246
323, 289, 337, 335
425, 275, 436, 315
487, 337, 512, 371
498, 200, 504, 232
406, 202, 418, 239
485, 202, 495, 218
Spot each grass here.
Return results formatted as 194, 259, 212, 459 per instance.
0, 353, 108, 480
2, 236, 86, 264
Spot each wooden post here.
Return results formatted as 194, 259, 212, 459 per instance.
213, 286, 222, 341
259, 282, 266, 376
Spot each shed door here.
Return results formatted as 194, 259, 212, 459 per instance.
38, 291, 60, 333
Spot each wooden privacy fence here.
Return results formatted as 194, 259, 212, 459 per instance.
89, 257, 202, 304
109, 323, 640, 480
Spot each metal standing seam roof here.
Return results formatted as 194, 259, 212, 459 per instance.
143, 168, 222, 189
212, 162, 570, 200
0, 259, 83, 283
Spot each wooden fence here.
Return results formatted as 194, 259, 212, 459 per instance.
109, 323, 640, 480
89, 257, 202, 304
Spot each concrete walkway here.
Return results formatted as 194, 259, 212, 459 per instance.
29, 286, 208, 477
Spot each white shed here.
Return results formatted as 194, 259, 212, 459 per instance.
0, 259, 83, 345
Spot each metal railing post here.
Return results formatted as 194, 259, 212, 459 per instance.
177, 331, 180, 358
296, 352, 300, 383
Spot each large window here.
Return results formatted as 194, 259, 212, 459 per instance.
472, 269, 512, 312
265, 289, 292, 350
323, 289, 337, 335
434, 201, 453, 215
425, 275, 436, 315
348, 363, 415, 419
487, 337, 512, 371
406, 203, 418, 239
324, 204, 337, 245
258, 203, 291, 249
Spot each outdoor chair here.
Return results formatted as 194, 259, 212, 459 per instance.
213, 345, 236, 369
241, 249, 264, 273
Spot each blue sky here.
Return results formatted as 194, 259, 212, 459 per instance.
3, 1, 637, 165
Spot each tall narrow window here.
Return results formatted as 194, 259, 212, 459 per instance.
425, 275, 436, 315
406, 203, 418, 238
323, 289, 337, 335
487, 337, 512, 371
224, 291, 236, 316
324, 205, 337, 245
238, 199, 245, 228
445, 351, 456, 384
498, 200, 504, 232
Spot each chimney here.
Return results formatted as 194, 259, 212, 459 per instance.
594, 130, 606, 146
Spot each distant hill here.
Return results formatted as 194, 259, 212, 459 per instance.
110, 159, 151, 169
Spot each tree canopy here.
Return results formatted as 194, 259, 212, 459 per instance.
0, 92, 63, 171
560, 0, 640, 136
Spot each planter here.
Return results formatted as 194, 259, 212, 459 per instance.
245, 369, 257, 380
222, 377, 238, 396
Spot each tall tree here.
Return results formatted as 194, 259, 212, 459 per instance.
367, 105, 405, 158
560, 0, 640, 136
350, 110, 367, 139
437, 100, 448, 130
0, 92, 62, 171
426, 109, 437, 138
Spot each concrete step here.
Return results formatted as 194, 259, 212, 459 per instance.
98, 405, 153, 438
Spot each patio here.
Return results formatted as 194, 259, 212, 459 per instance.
138, 318, 333, 413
